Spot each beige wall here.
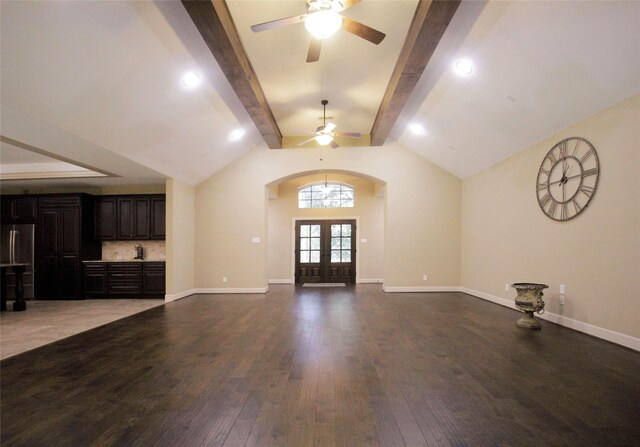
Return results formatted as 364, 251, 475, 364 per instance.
166, 178, 195, 300
267, 172, 384, 282
461, 94, 640, 338
195, 142, 461, 289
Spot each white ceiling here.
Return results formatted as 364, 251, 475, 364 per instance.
0, 140, 106, 181
1, 1, 639, 186
0, 143, 55, 165
395, 0, 640, 178
0, 0, 260, 186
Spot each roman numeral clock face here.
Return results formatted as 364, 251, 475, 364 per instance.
536, 137, 600, 221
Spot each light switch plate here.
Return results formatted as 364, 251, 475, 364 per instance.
252, 237, 261, 243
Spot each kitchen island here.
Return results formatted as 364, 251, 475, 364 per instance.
1, 263, 28, 311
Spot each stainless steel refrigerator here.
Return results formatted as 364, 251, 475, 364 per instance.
1, 224, 35, 299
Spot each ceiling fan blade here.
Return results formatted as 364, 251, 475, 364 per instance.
341, 16, 385, 45
297, 136, 318, 146
330, 140, 340, 149
341, 0, 362, 11
307, 38, 322, 63
324, 122, 337, 133
333, 132, 361, 138
251, 14, 307, 33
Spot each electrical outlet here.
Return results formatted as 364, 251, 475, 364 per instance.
423, 274, 428, 281
222, 276, 227, 283
559, 294, 565, 305
505, 283, 509, 291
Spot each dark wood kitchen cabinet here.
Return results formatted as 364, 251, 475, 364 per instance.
36, 194, 101, 300
117, 196, 150, 240
143, 262, 165, 296
95, 194, 165, 240
83, 262, 108, 296
95, 197, 117, 240
1, 196, 38, 224
83, 261, 165, 298
108, 262, 142, 296
149, 196, 166, 240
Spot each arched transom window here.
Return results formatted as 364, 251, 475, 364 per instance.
298, 183, 354, 208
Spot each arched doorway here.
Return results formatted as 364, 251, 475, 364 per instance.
266, 170, 386, 285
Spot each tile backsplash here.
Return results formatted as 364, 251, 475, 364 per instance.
102, 241, 166, 261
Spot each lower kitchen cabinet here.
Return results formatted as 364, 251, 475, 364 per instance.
108, 262, 142, 296
83, 261, 165, 298
84, 262, 108, 296
143, 262, 165, 295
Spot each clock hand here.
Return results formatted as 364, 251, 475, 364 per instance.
550, 172, 581, 186
564, 172, 581, 181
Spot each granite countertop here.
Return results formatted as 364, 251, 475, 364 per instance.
82, 259, 165, 263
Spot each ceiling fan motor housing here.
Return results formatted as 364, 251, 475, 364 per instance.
307, 0, 344, 12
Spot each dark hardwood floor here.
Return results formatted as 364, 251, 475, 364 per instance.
1, 285, 639, 446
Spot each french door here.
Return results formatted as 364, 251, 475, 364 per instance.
295, 220, 356, 284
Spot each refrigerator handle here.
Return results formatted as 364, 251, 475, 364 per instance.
9, 230, 15, 264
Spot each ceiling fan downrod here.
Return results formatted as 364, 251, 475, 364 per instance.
321, 99, 328, 127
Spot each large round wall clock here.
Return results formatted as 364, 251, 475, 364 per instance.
536, 136, 600, 221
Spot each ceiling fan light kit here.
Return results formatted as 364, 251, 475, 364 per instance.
315, 133, 334, 145
297, 100, 362, 148
251, 0, 386, 63
304, 10, 343, 39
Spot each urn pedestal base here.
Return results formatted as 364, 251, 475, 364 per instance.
516, 313, 542, 330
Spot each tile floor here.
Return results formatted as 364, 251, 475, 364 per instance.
0, 299, 164, 360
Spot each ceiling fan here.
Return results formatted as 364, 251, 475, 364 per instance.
250, 0, 386, 63
298, 100, 361, 148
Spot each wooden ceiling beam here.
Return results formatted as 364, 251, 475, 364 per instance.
181, 0, 282, 149
370, 0, 461, 146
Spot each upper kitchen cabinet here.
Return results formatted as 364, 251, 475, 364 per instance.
95, 194, 165, 240
117, 196, 149, 240
95, 197, 117, 239
1, 196, 38, 224
150, 196, 165, 240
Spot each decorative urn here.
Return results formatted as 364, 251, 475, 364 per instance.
511, 283, 548, 329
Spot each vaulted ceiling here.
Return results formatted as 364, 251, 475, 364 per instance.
1, 1, 639, 187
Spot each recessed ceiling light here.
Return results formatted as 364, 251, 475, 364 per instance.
229, 128, 245, 142
182, 72, 201, 88
409, 123, 426, 136
454, 59, 474, 76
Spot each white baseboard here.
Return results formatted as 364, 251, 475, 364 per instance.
459, 287, 514, 309
164, 288, 199, 303
358, 278, 383, 284
460, 287, 640, 352
268, 279, 293, 284
194, 286, 269, 294
382, 285, 460, 293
